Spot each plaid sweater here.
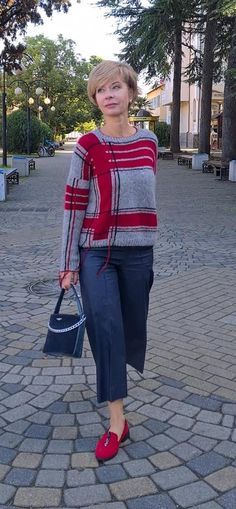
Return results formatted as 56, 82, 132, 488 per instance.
60, 128, 158, 271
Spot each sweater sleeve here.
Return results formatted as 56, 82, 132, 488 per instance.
60, 140, 91, 272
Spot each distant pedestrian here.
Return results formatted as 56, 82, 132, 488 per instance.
59, 60, 158, 461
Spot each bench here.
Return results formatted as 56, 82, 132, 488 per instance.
178, 155, 192, 168
202, 160, 229, 180
0, 168, 19, 201
159, 151, 174, 160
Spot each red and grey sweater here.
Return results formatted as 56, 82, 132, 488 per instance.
60, 128, 158, 271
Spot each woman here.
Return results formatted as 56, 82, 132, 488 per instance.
59, 60, 158, 461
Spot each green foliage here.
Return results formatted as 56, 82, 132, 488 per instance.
6, 35, 102, 137
7, 110, 52, 154
0, 1, 72, 47
154, 122, 171, 147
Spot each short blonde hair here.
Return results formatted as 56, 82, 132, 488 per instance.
87, 60, 138, 106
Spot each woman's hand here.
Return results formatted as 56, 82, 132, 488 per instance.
59, 271, 78, 290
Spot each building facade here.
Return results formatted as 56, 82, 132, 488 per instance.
147, 34, 224, 149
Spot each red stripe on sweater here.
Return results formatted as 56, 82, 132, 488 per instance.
83, 212, 157, 231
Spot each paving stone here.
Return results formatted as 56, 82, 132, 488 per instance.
152, 465, 197, 489
189, 436, 217, 452
50, 413, 75, 426
157, 376, 185, 389
143, 418, 169, 434
64, 485, 111, 506
185, 395, 222, 411
80, 503, 126, 509
5, 467, 36, 486
0, 464, 10, 481
192, 422, 231, 440
171, 443, 202, 461
35, 469, 65, 487
67, 468, 96, 487
27, 410, 51, 424
156, 385, 189, 401
13, 452, 42, 468
149, 451, 181, 469
124, 441, 155, 459
25, 424, 52, 439
147, 433, 176, 451
214, 440, 236, 458
41, 454, 70, 469
187, 451, 231, 476
2, 391, 33, 409
52, 426, 77, 439
0, 482, 16, 504
164, 400, 199, 417
75, 437, 98, 452
217, 488, 236, 508
192, 503, 221, 509
19, 438, 47, 453
0, 446, 17, 463
71, 452, 99, 468
168, 414, 195, 430
196, 410, 222, 424
123, 459, 155, 477
4, 419, 30, 435
96, 464, 127, 483
129, 425, 152, 442
127, 493, 176, 509
77, 411, 101, 425
129, 387, 158, 403
47, 439, 73, 453
1, 383, 24, 395
0, 432, 23, 448
30, 392, 62, 409
222, 415, 234, 428
2, 404, 37, 422
165, 426, 192, 443
206, 466, 236, 492
222, 403, 236, 415
170, 480, 217, 508
69, 401, 93, 413
79, 423, 105, 437
138, 404, 173, 421
14, 487, 61, 507
110, 477, 157, 500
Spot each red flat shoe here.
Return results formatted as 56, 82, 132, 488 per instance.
95, 420, 129, 462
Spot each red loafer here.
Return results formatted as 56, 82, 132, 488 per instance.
95, 420, 129, 462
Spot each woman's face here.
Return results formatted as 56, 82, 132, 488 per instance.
95, 75, 133, 118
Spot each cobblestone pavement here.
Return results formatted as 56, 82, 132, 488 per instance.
0, 145, 236, 508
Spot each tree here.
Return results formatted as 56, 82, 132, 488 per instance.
198, 1, 218, 154
97, 0, 199, 153
6, 35, 102, 136
0, 1, 72, 46
222, 16, 236, 161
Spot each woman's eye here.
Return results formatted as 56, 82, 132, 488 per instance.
97, 88, 104, 93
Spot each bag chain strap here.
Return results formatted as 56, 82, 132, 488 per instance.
48, 314, 86, 334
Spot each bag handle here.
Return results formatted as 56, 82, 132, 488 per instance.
54, 284, 83, 315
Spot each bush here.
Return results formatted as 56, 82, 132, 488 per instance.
154, 121, 171, 147
6, 110, 53, 154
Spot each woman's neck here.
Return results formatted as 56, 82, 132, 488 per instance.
100, 117, 136, 137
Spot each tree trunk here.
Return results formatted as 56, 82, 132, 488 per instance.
170, 25, 182, 153
199, 4, 217, 154
222, 17, 236, 162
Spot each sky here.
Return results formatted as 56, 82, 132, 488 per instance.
26, 0, 122, 61
25, 0, 149, 93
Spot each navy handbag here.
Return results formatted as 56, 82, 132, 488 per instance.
43, 284, 86, 358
